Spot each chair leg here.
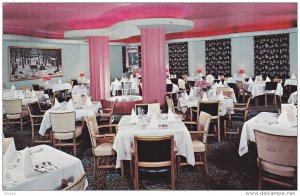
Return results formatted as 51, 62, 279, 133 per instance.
217, 119, 220, 142
120, 160, 124, 179
203, 151, 208, 175
224, 120, 227, 138
274, 94, 277, 108
134, 165, 139, 190
177, 156, 181, 176
21, 117, 23, 132
171, 163, 175, 190
73, 137, 76, 157
265, 94, 267, 108
255, 97, 258, 108
31, 123, 35, 146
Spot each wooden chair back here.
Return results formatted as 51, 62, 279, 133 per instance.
62, 173, 86, 190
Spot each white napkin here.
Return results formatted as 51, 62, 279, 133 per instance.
167, 107, 176, 122
121, 77, 124, 82
277, 111, 290, 127
218, 91, 224, 100
31, 90, 36, 97
166, 78, 172, 84
86, 96, 93, 106
58, 78, 62, 84
67, 99, 74, 110
20, 147, 35, 178
53, 98, 60, 109
233, 73, 237, 77
202, 92, 208, 101
184, 91, 189, 100
248, 77, 254, 84
114, 78, 118, 82
148, 114, 159, 129
19, 91, 25, 99
11, 84, 16, 90
130, 109, 139, 124
266, 76, 271, 82
291, 73, 296, 80
3, 138, 18, 165
218, 81, 224, 87
189, 88, 194, 97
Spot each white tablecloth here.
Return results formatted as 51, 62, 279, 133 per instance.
44, 83, 72, 92
177, 97, 234, 116
288, 91, 297, 104
39, 102, 102, 136
113, 114, 195, 168
3, 145, 87, 191
284, 79, 297, 86
244, 81, 283, 98
72, 85, 89, 96
227, 77, 245, 84
239, 112, 298, 156
3, 90, 46, 106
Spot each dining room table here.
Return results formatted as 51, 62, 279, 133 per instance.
113, 113, 195, 169
3, 144, 87, 191
2, 89, 48, 106
39, 101, 102, 136
238, 112, 297, 156
243, 81, 283, 98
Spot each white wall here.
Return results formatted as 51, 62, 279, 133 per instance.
109, 45, 123, 80
290, 32, 298, 77
188, 41, 205, 75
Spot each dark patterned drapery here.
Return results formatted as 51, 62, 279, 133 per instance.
122, 46, 127, 73
254, 34, 289, 79
168, 42, 188, 78
205, 39, 231, 77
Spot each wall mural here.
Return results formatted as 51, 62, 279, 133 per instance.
168, 42, 188, 78
205, 39, 231, 77
254, 33, 289, 79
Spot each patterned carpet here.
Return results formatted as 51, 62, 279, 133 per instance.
3, 100, 295, 190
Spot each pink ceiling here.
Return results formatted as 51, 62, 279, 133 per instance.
3, 3, 297, 42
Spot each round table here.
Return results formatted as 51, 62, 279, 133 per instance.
104, 95, 143, 115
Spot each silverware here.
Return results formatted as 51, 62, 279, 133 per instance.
5, 173, 17, 185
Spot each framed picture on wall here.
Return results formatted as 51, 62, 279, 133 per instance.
126, 46, 139, 72
8, 46, 63, 81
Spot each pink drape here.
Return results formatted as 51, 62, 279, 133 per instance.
88, 36, 110, 101
141, 28, 166, 106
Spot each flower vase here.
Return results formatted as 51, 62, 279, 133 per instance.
198, 73, 202, 79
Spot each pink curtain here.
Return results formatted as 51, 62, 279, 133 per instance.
88, 36, 110, 101
141, 28, 166, 106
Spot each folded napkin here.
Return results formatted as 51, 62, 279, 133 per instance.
86, 96, 93, 106
19, 91, 25, 99
11, 84, 16, 91
114, 78, 118, 82
130, 109, 139, 124
266, 76, 271, 82
53, 98, 61, 109
20, 147, 35, 178
218, 91, 224, 100
277, 111, 290, 127
31, 90, 36, 97
121, 77, 124, 82
189, 88, 194, 97
167, 107, 176, 122
58, 78, 62, 84
233, 73, 237, 77
148, 114, 159, 129
202, 92, 208, 101
291, 73, 296, 80
184, 91, 189, 100
281, 103, 297, 123
166, 78, 172, 84
218, 81, 224, 87
67, 99, 74, 110
3, 138, 18, 165
248, 77, 254, 84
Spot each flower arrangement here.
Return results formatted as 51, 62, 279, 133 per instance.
80, 73, 85, 77
197, 68, 202, 74
43, 75, 52, 81
239, 69, 246, 74
195, 79, 211, 98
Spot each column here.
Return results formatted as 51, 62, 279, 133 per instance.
88, 36, 110, 101
141, 28, 166, 105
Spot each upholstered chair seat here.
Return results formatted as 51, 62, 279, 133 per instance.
53, 126, 83, 140
192, 140, 206, 152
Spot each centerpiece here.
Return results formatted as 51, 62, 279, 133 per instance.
197, 68, 203, 78
80, 72, 85, 80
195, 79, 211, 98
43, 75, 52, 86
239, 69, 246, 77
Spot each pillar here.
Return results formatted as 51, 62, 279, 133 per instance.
141, 28, 166, 105
88, 36, 110, 101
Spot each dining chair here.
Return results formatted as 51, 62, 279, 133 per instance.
265, 82, 280, 108
166, 95, 186, 120
71, 79, 79, 86
3, 99, 29, 132
191, 100, 221, 142
86, 115, 116, 179
62, 173, 86, 190
254, 129, 297, 189
179, 112, 212, 175
131, 135, 176, 190
225, 97, 251, 137
236, 80, 249, 102
49, 111, 84, 156
98, 99, 118, 133
27, 101, 51, 146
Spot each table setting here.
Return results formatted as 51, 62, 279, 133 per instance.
3, 138, 87, 191
113, 108, 195, 168
239, 108, 297, 156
